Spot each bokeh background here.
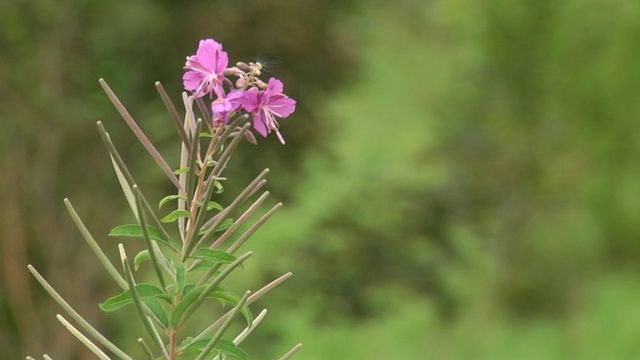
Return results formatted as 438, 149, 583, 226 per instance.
3, 0, 640, 358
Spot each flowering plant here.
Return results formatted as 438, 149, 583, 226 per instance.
27, 38, 300, 360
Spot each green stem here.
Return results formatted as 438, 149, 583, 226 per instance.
212, 114, 249, 154
279, 343, 303, 360
207, 123, 250, 183
133, 186, 167, 289
183, 174, 219, 261
209, 191, 270, 250
63, 199, 127, 290
227, 203, 282, 254
197, 170, 270, 249
56, 315, 111, 360
98, 122, 178, 251
155, 82, 191, 150
138, 338, 155, 360
185, 118, 203, 211
194, 291, 251, 360
27, 265, 133, 359
99, 78, 183, 191
119, 245, 167, 357
184, 252, 252, 325
193, 272, 292, 341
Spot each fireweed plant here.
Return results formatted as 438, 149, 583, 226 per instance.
27, 39, 301, 360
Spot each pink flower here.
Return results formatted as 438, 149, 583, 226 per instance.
211, 89, 244, 126
242, 78, 296, 144
183, 39, 229, 98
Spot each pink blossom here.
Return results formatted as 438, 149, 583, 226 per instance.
211, 89, 244, 127
242, 78, 296, 144
183, 39, 229, 98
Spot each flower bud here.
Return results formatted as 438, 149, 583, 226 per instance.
244, 129, 258, 145
236, 62, 250, 70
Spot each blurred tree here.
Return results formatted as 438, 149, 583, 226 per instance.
249, 0, 640, 334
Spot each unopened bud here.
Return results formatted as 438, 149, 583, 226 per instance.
223, 67, 242, 76
244, 129, 257, 145
255, 79, 267, 89
236, 62, 250, 70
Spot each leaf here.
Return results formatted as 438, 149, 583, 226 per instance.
214, 181, 224, 194
133, 250, 150, 271
170, 286, 205, 328
176, 265, 186, 296
110, 155, 138, 219
181, 339, 248, 360
181, 338, 209, 354
217, 218, 234, 231
206, 201, 223, 212
190, 249, 237, 265
215, 339, 249, 360
190, 260, 222, 272
144, 298, 168, 328
209, 286, 253, 326
199, 131, 212, 138
173, 167, 190, 175
159, 194, 186, 210
181, 284, 196, 297
160, 209, 190, 223
109, 224, 171, 247
99, 284, 168, 312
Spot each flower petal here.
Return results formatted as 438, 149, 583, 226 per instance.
196, 39, 228, 72
267, 96, 296, 118
241, 88, 260, 112
265, 77, 284, 94
252, 112, 268, 137
183, 71, 204, 92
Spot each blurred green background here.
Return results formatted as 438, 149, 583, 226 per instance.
3, 0, 640, 358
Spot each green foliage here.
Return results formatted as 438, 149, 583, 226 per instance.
182, 339, 249, 360
99, 284, 168, 312
110, 224, 172, 247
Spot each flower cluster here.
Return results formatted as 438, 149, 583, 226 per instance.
183, 39, 296, 144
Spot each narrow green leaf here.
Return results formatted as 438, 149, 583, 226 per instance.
134, 250, 150, 271
28, 264, 134, 359
190, 249, 237, 265
109, 224, 171, 247
214, 339, 249, 360
173, 167, 190, 175
99, 284, 168, 312
181, 338, 209, 353
143, 298, 168, 328
133, 186, 167, 290
176, 265, 186, 296
119, 244, 166, 350
159, 194, 186, 209
170, 286, 206, 328
194, 291, 251, 360
160, 209, 190, 223
214, 181, 224, 194
191, 260, 222, 272
206, 201, 223, 212
181, 339, 248, 360
56, 315, 111, 360
181, 284, 196, 297
110, 154, 137, 220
